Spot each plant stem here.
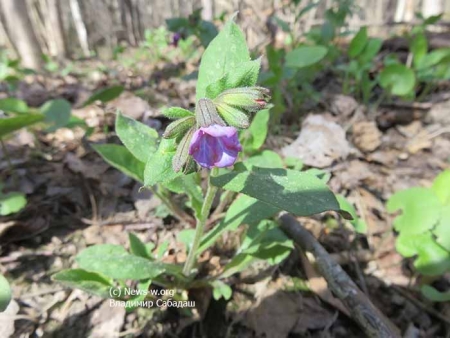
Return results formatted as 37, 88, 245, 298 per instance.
182, 168, 219, 276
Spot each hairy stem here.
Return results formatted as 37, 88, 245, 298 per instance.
182, 168, 219, 276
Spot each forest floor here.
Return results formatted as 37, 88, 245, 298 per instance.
1, 56, 450, 338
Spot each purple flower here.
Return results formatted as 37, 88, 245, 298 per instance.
189, 124, 242, 169
172, 33, 181, 47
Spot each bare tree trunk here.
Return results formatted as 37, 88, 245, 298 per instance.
46, 0, 67, 58
0, 10, 17, 57
201, 0, 214, 20
119, 0, 136, 45
0, 0, 43, 69
70, 0, 90, 57
422, 0, 444, 18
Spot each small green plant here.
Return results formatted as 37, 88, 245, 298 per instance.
260, 43, 328, 121
387, 170, 450, 301
53, 17, 346, 311
166, 8, 218, 48
377, 13, 450, 102
261, 0, 361, 120
0, 48, 30, 90
338, 26, 382, 103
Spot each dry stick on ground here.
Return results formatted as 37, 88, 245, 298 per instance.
278, 213, 401, 338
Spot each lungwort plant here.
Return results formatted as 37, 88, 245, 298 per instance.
54, 17, 345, 308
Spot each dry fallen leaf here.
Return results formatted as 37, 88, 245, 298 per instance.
282, 114, 351, 168
352, 121, 382, 152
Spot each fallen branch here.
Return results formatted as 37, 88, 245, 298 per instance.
278, 213, 401, 338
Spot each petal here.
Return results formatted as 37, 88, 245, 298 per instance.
201, 124, 237, 138
189, 129, 203, 155
189, 125, 242, 169
214, 147, 239, 167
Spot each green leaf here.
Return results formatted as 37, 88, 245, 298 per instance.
206, 59, 261, 99
196, 17, 250, 100
273, 16, 290, 32
129, 233, 153, 259
144, 139, 181, 186
0, 113, 44, 137
162, 107, 194, 119
156, 240, 169, 260
358, 38, 383, 65
416, 48, 450, 70
0, 98, 29, 114
40, 99, 71, 132
285, 46, 328, 68
410, 33, 428, 67
211, 280, 232, 301
433, 207, 450, 251
421, 285, 450, 302
93, 144, 145, 182
211, 164, 340, 217
125, 279, 152, 310
220, 254, 255, 278
349, 27, 368, 58
76, 244, 166, 280
0, 192, 27, 216
239, 220, 293, 257
244, 108, 270, 151
198, 194, 279, 254
198, 21, 219, 47
166, 17, 189, 32
52, 269, 113, 298
396, 232, 450, 275
432, 170, 450, 205
423, 14, 443, 25
245, 150, 284, 168
0, 274, 11, 312
221, 222, 293, 277
115, 112, 158, 163
336, 195, 367, 234
379, 64, 416, 96
387, 187, 441, 235
284, 157, 303, 171
82, 85, 124, 107
177, 229, 195, 252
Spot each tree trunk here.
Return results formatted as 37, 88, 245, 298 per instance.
69, 0, 90, 57
46, 0, 67, 58
201, 0, 214, 21
422, 0, 443, 18
0, 0, 43, 69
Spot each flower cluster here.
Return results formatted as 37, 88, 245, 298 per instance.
163, 87, 270, 171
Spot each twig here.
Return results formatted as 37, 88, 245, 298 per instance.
392, 285, 450, 326
278, 213, 401, 338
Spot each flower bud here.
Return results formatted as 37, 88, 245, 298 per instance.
172, 127, 195, 172
214, 103, 249, 129
163, 116, 195, 139
213, 87, 270, 113
196, 98, 225, 128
